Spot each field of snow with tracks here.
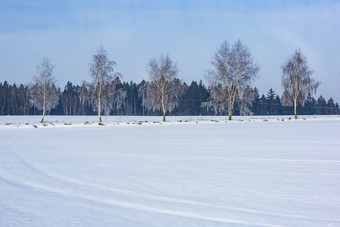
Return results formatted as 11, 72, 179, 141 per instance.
1, 115, 340, 226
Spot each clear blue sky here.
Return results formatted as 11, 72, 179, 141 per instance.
1, 0, 339, 101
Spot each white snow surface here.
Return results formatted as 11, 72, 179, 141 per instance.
1, 115, 340, 226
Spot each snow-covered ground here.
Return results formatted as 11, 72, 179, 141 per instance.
1, 115, 340, 226
0, 115, 339, 128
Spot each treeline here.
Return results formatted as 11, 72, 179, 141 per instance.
1, 80, 339, 116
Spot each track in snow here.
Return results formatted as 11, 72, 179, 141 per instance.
1, 116, 340, 226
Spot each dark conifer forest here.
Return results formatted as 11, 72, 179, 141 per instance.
1, 80, 338, 116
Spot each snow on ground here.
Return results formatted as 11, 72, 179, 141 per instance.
0, 115, 339, 128
0, 115, 340, 226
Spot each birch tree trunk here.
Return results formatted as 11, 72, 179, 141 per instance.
161, 92, 166, 122
294, 97, 297, 119
98, 63, 102, 122
228, 98, 233, 120
41, 71, 46, 123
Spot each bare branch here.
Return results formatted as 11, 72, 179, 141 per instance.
204, 40, 259, 120
89, 46, 124, 121
281, 49, 320, 118
143, 55, 184, 121
29, 57, 59, 122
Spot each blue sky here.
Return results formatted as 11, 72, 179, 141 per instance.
1, 0, 339, 101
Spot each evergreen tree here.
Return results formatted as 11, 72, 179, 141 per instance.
251, 87, 260, 115
303, 96, 317, 115
61, 82, 80, 115
274, 95, 283, 115
266, 88, 276, 115
259, 95, 268, 115
327, 98, 336, 115
335, 103, 340, 115
0, 81, 10, 115
17, 84, 31, 115
316, 96, 327, 115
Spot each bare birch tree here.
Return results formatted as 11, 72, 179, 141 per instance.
144, 55, 184, 121
29, 57, 59, 123
89, 46, 122, 122
281, 49, 320, 119
203, 40, 259, 120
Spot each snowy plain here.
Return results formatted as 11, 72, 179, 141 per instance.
0, 115, 340, 226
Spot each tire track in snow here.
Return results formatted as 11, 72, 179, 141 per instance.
2, 151, 340, 226
57, 153, 340, 164
9, 155, 340, 225
0, 167, 284, 227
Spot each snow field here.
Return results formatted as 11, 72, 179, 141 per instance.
0, 116, 340, 226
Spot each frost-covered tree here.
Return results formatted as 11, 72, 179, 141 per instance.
112, 88, 126, 115
29, 57, 59, 123
98, 80, 126, 116
203, 40, 259, 120
79, 81, 91, 115
281, 49, 320, 119
239, 85, 256, 116
138, 80, 147, 116
89, 46, 123, 122
143, 55, 185, 121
